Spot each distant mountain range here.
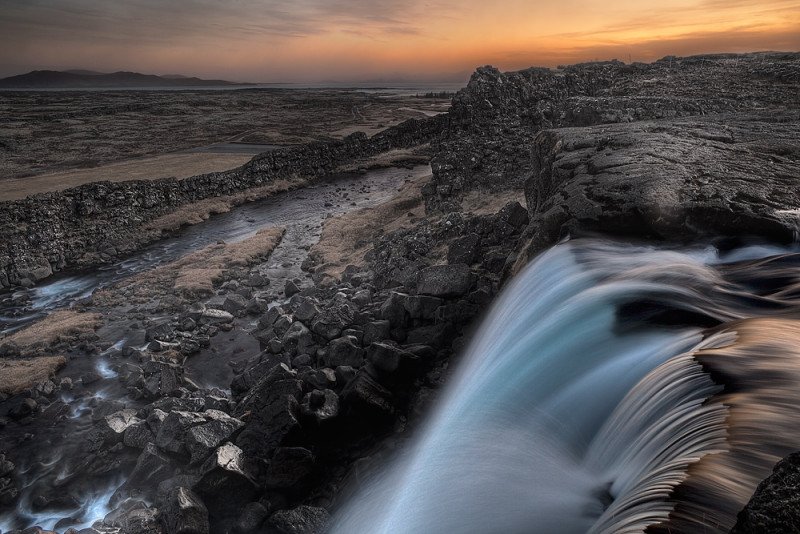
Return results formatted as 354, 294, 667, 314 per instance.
0, 70, 245, 88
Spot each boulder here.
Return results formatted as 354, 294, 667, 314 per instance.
291, 296, 320, 323
264, 447, 315, 489
447, 233, 481, 265
300, 368, 337, 391
403, 295, 443, 320
267, 505, 330, 534
193, 443, 258, 514
234, 502, 270, 533
259, 306, 285, 329
406, 323, 454, 349
7, 398, 37, 420
310, 302, 356, 341
301, 389, 340, 423
99, 409, 141, 444
161, 486, 209, 534
284, 280, 301, 297
324, 336, 365, 368
142, 359, 184, 399
235, 364, 304, 460
416, 264, 473, 298
123, 419, 156, 449
223, 294, 249, 315
733, 452, 800, 533
148, 339, 180, 352
380, 291, 409, 327
200, 308, 234, 325
245, 273, 268, 288
342, 369, 394, 420
246, 297, 268, 315
368, 342, 417, 376
184, 410, 245, 464
363, 320, 391, 346
155, 411, 207, 455
145, 320, 174, 342
282, 321, 314, 354
498, 201, 529, 228
127, 442, 175, 490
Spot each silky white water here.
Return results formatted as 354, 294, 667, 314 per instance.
331, 239, 800, 534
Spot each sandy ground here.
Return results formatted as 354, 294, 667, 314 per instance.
0, 153, 254, 202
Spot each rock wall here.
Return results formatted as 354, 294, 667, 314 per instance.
0, 116, 445, 290
425, 52, 800, 211
513, 113, 800, 268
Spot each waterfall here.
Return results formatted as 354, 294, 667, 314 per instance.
330, 239, 800, 534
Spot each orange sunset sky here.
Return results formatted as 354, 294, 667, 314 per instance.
1, 0, 798, 82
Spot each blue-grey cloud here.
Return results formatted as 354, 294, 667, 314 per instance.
0, 0, 431, 45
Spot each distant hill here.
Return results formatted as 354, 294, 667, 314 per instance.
0, 70, 244, 88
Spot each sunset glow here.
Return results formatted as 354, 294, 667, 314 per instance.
1, 0, 798, 81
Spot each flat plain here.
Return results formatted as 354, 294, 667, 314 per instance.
0, 89, 449, 199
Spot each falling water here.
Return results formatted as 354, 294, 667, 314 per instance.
331, 239, 800, 534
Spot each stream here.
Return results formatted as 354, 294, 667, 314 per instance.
0, 164, 430, 532
0, 165, 431, 336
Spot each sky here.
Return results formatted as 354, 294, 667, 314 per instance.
0, 0, 798, 82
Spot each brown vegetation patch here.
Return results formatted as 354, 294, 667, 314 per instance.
0, 356, 67, 395
2, 310, 101, 355
309, 172, 429, 280
144, 178, 305, 234
93, 227, 284, 307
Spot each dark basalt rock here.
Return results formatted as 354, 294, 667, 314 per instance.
515, 114, 800, 266
447, 233, 481, 265
234, 364, 304, 460
425, 52, 800, 211
193, 443, 258, 514
160, 486, 209, 534
732, 452, 800, 533
324, 336, 365, 368
416, 264, 473, 298
264, 447, 315, 489
300, 389, 339, 423
266, 505, 330, 534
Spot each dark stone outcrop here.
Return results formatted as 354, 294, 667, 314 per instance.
732, 452, 800, 533
426, 52, 800, 211
267, 505, 330, 534
416, 264, 474, 297
515, 113, 800, 266
160, 486, 210, 534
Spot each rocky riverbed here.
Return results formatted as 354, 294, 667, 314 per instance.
1, 51, 800, 533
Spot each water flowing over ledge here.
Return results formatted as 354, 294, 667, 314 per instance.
331, 239, 800, 534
